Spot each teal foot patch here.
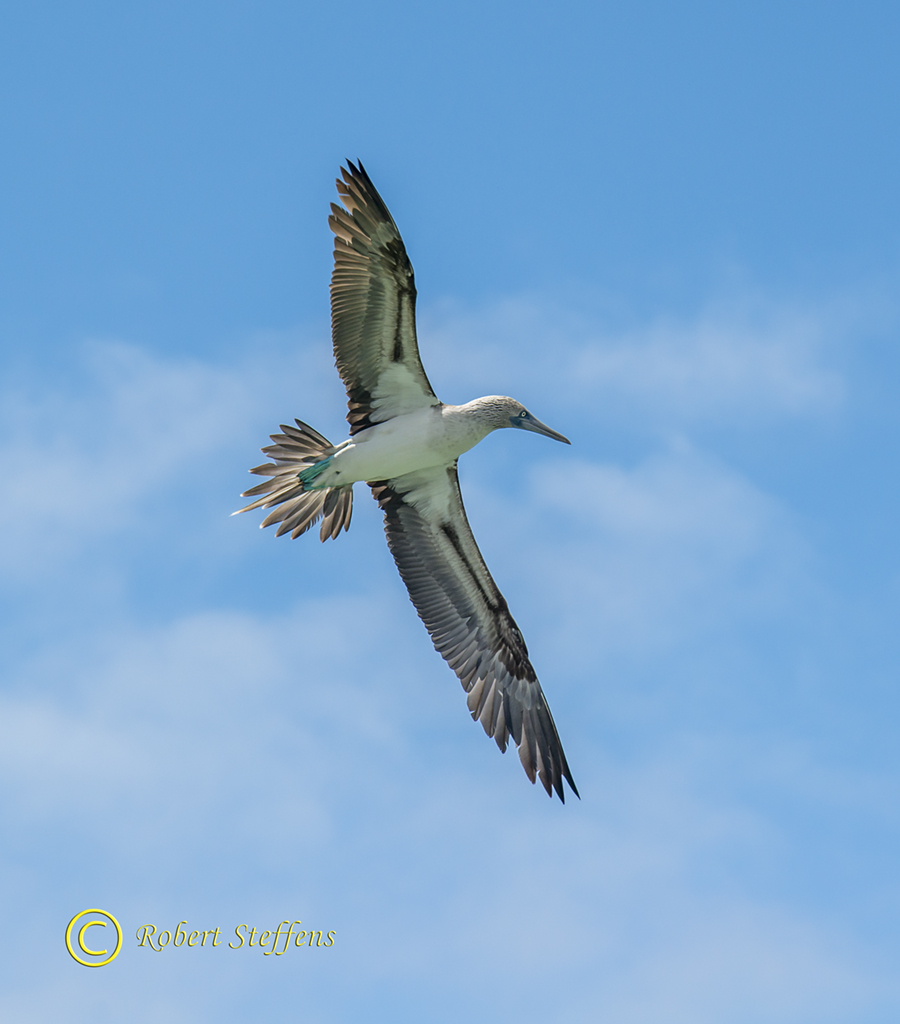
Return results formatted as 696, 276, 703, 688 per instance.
298, 456, 333, 488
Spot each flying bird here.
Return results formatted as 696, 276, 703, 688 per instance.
237, 162, 578, 801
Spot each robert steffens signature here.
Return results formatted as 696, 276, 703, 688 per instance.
137, 920, 335, 954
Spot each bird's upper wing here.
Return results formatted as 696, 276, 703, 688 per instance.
329, 162, 440, 435
371, 463, 578, 801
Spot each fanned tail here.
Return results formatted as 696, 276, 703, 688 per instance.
233, 419, 353, 542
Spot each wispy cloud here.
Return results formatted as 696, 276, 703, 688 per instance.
0, 291, 895, 1022
573, 306, 842, 421
460, 440, 809, 674
0, 595, 888, 1023
0, 333, 341, 578
420, 294, 844, 428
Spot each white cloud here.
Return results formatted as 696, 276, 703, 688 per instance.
420, 295, 843, 427
0, 300, 894, 1023
0, 596, 422, 847
0, 599, 888, 1024
0, 342, 245, 573
460, 441, 809, 672
573, 306, 842, 421
0, 332, 341, 577
590, 903, 873, 1024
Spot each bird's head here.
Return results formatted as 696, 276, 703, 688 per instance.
474, 396, 571, 444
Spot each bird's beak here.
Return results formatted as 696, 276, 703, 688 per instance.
517, 414, 571, 444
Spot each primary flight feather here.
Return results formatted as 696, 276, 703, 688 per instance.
237, 162, 578, 801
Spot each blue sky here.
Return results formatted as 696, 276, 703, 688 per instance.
2, 2, 900, 1021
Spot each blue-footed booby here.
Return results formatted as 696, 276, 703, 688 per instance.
237, 162, 578, 801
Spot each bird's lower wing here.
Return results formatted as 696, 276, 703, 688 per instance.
370, 464, 578, 801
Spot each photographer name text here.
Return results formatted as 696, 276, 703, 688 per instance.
137, 920, 336, 955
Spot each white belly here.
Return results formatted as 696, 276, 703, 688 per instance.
318, 406, 485, 486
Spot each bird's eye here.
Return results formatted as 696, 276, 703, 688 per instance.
519, 410, 528, 418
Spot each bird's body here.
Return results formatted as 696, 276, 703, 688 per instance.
307, 399, 537, 488
237, 162, 578, 801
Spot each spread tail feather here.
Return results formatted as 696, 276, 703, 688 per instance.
233, 418, 353, 542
